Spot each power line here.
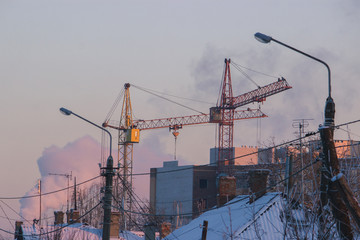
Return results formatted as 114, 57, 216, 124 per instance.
129, 119, 360, 177
0, 175, 101, 200
131, 131, 318, 177
110, 157, 318, 219
0, 200, 33, 226
0, 201, 102, 237
0, 202, 13, 231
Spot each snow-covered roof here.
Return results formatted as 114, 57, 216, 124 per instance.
18, 223, 101, 240
17, 223, 41, 240
18, 223, 142, 240
118, 230, 143, 240
164, 192, 319, 240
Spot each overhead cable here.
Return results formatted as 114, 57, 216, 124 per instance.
231, 61, 278, 79
132, 84, 206, 115
1, 201, 103, 237
0, 175, 101, 200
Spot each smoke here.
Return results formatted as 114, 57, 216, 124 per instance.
188, 44, 349, 145
20, 135, 102, 221
19, 134, 175, 221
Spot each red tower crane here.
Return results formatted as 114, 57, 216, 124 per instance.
210, 59, 291, 174
102, 58, 292, 229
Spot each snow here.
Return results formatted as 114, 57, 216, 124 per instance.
18, 223, 142, 240
163, 192, 320, 240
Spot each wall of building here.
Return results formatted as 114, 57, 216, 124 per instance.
150, 161, 194, 226
210, 147, 258, 166
192, 166, 217, 218
233, 164, 285, 195
234, 146, 258, 165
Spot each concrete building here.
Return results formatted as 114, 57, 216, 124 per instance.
210, 146, 259, 165
150, 161, 217, 227
149, 140, 360, 229
149, 159, 285, 228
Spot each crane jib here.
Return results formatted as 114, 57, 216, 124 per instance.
230, 78, 292, 109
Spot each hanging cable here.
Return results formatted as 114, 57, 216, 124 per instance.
104, 87, 125, 123
231, 62, 260, 88
231, 61, 278, 79
131, 84, 206, 114
0, 175, 101, 200
132, 84, 214, 105
15, 201, 102, 237
0, 202, 14, 231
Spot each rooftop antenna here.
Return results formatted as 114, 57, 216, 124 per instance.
73, 177, 77, 210
48, 171, 72, 212
38, 179, 41, 226
292, 118, 313, 207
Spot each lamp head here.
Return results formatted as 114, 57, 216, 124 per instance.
254, 32, 272, 44
60, 107, 72, 116
324, 96, 335, 127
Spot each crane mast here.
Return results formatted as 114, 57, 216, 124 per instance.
218, 59, 235, 175
116, 83, 139, 230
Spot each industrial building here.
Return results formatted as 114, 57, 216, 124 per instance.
150, 146, 286, 228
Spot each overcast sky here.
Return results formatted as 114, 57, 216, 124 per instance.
1, 0, 360, 234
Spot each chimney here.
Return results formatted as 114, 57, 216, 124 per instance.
14, 221, 23, 240
160, 222, 171, 239
54, 211, 64, 225
144, 223, 156, 240
66, 209, 80, 224
217, 176, 236, 207
110, 212, 120, 238
248, 169, 270, 203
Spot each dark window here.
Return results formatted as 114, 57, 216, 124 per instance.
199, 179, 208, 189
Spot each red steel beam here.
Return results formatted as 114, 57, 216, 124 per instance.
231, 78, 292, 109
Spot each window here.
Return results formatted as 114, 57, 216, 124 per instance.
199, 179, 208, 189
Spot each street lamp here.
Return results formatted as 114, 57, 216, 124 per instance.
59, 107, 113, 240
254, 32, 335, 127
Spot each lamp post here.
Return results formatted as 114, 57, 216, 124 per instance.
60, 107, 113, 240
253, 33, 358, 239
254, 32, 335, 127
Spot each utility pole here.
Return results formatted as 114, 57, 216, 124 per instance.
285, 153, 293, 197
254, 31, 360, 239
73, 177, 77, 210
38, 179, 41, 226
320, 127, 353, 239
59, 107, 114, 240
201, 220, 208, 240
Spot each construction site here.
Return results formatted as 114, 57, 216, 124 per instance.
10, 56, 360, 240
2, 1, 360, 239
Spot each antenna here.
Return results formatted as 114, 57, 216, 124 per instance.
292, 118, 313, 207
38, 179, 41, 226
48, 171, 73, 212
